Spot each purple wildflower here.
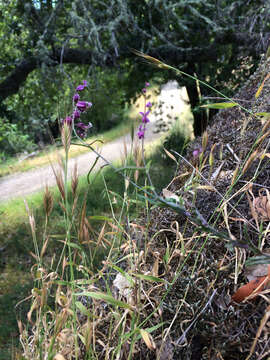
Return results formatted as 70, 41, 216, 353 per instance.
76, 80, 88, 92
137, 81, 152, 140
76, 101, 92, 112
73, 109, 81, 119
76, 122, 92, 130
192, 147, 203, 158
73, 93, 80, 102
75, 122, 92, 138
76, 84, 85, 91
137, 125, 145, 139
139, 111, 150, 123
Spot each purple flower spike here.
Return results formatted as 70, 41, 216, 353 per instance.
73, 93, 80, 102
139, 111, 150, 123
82, 80, 88, 86
137, 129, 145, 139
137, 82, 151, 139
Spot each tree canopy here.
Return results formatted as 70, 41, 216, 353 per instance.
0, 0, 269, 141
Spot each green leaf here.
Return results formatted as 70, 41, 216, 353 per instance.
245, 255, 270, 267
135, 322, 165, 340
115, 166, 146, 172
88, 215, 112, 222
68, 242, 83, 250
255, 112, 270, 118
75, 301, 91, 317
200, 102, 238, 109
163, 245, 170, 265
74, 291, 132, 309
132, 273, 165, 283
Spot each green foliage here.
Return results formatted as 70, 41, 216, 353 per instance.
86, 69, 127, 132
0, 117, 37, 160
1, 0, 269, 147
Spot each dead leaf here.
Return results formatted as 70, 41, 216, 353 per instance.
253, 194, 270, 220
162, 189, 179, 202
140, 329, 156, 350
54, 355, 66, 360
231, 265, 270, 303
231, 276, 268, 303
245, 263, 270, 281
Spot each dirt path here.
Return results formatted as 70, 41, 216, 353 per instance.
0, 82, 192, 203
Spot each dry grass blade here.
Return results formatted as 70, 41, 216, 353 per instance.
131, 49, 171, 69
245, 305, 270, 360
255, 129, 270, 147
255, 72, 270, 98
163, 148, 178, 164
242, 150, 258, 174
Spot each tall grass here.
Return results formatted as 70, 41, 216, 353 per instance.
5, 55, 270, 359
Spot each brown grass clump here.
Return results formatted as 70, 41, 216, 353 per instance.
139, 55, 270, 359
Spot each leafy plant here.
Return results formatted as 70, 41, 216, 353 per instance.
0, 117, 37, 159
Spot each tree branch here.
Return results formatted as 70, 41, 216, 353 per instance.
0, 29, 266, 104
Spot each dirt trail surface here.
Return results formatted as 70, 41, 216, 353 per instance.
0, 82, 191, 203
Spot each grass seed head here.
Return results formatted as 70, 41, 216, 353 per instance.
43, 185, 53, 217
61, 122, 71, 152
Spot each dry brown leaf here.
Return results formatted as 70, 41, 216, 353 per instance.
54, 355, 66, 360
253, 194, 270, 220
231, 276, 268, 303
140, 329, 156, 350
231, 265, 270, 303
245, 264, 270, 281
162, 189, 179, 202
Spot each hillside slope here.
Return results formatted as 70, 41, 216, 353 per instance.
141, 55, 270, 359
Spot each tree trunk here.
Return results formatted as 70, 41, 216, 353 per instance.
186, 83, 208, 137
